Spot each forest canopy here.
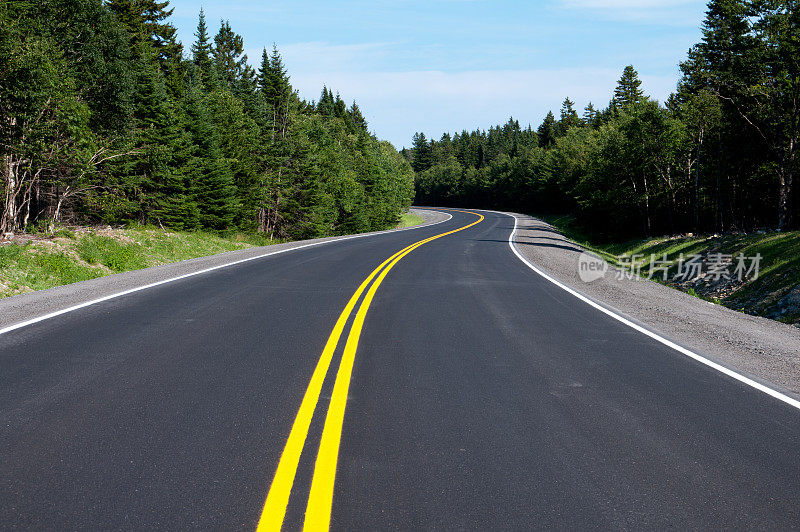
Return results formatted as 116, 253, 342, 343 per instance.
0, 0, 414, 239
408, 0, 800, 240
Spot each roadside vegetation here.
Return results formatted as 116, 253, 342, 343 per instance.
541, 214, 800, 325
396, 212, 425, 228
0, 226, 278, 299
0, 208, 425, 299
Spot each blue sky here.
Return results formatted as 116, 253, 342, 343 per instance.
168, 0, 709, 148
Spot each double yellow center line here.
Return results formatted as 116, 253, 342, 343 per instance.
256, 210, 483, 531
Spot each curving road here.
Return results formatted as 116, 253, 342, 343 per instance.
2, 209, 799, 529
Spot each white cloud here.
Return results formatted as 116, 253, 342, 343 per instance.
290, 68, 677, 148
280, 42, 396, 73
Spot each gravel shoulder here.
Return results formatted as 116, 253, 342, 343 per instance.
0, 209, 448, 330
509, 212, 800, 398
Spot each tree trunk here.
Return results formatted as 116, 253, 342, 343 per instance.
695, 130, 703, 233
778, 164, 793, 230
2, 155, 17, 234
257, 205, 267, 233
642, 172, 652, 235
270, 168, 282, 239
777, 119, 796, 230
50, 185, 70, 232
779, 93, 797, 230
716, 135, 723, 232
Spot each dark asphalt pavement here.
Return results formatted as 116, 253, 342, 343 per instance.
2, 209, 799, 530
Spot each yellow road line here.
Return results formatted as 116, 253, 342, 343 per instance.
256, 210, 483, 531
257, 242, 420, 531
303, 210, 484, 530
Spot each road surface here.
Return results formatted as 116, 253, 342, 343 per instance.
2, 209, 799, 529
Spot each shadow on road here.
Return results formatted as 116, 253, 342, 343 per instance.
477, 239, 584, 254
524, 224, 566, 237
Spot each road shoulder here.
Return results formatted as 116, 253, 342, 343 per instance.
0, 209, 448, 331
508, 212, 800, 398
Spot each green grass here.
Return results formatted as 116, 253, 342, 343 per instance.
0, 245, 102, 293
0, 227, 281, 299
396, 211, 425, 228
538, 213, 800, 323
76, 235, 150, 272
0, 212, 422, 300
537, 214, 708, 268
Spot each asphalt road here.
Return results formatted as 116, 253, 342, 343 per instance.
2, 209, 799, 530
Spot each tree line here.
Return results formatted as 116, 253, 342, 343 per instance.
409, 0, 799, 240
0, 0, 414, 239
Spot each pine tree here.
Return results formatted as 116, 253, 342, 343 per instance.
696, 0, 754, 89
612, 65, 645, 111
270, 46, 292, 107
537, 111, 556, 148
411, 132, 432, 172
260, 45, 292, 140
106, 0, 183, 95
183, 81, 236, 230
234, 62, 260, 117
688, 0, 795, 229
106, 0, 147, 43
205, 88, 261, 229
257, 47, 271, 94
347, 101, 368, 132
583, 102, 599, 127
110, 39, 194, 228
212, 20, 247, 88
281, 119, 325, 239
317, 86, 335, 116
557, 97, 581, 135
191, 9, 217, 90
35, 0, 134, 135
144, 0, 184, 97
333, 92, 347, 118
257, 45, 296, 235
750, 0, 800, 229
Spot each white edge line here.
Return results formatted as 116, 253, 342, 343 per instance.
0, 211, 453, 336
503, 211, 800, 412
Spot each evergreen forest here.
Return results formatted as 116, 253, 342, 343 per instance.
1, 1, 414, 239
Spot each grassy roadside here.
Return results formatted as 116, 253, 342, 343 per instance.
538, 214, 800, 325
0, 212, 427, 300
396, 211, 425, 228
0, 226, 279, 300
